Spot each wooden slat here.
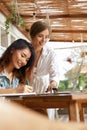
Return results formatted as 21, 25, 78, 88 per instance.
1, 0, 87, 42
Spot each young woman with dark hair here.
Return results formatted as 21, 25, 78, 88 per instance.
0, 38, 35, 94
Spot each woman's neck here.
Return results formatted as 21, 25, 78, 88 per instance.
4, 64, 14, 74
32, 43, 42, 53
4, 64, 14, 83
34, 48, 43, 67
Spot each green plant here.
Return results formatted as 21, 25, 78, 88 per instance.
5, 4, 25, 34
58, 79, 72, 90
77, 73, 87, 89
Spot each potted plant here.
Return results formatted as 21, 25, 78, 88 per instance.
5, 4, 25, 34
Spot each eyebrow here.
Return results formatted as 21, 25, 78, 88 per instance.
24, 52, 30, 59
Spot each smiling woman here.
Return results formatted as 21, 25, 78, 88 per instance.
29, 21, 60, 119
0, 38, 35, 94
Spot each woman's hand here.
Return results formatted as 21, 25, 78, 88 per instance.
0, 84, 33, 94
16, 84, 33, 93
46, 80, 58, 93
46, 85, 53, 92
23, 85, 33, 93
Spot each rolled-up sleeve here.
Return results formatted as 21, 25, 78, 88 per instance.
48, 49, 60, 84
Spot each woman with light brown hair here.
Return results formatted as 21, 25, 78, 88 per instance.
29, 21, 60, 119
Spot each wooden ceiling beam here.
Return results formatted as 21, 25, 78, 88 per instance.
20, 13, 87, 19
52, 30, 87, 33
0, 1, 10, 16
50, 39, 87, 42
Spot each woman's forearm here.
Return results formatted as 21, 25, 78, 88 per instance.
0, 84, 33, 94
0, 88, 17, 94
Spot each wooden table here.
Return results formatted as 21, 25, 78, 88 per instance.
71, 93, 87, 122
2, 92, 87, 122
1, 100, 87, 130
4, 92, 80, 122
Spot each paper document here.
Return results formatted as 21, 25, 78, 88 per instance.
0, 92, 36, 97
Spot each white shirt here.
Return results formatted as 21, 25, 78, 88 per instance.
32, 45, 60, 94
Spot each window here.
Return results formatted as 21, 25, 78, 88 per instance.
1, 27, 8, 47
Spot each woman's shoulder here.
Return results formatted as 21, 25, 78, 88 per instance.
0, 71, 6, 77
44, 45, 55, 54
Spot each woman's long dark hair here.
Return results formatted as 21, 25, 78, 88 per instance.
0, 39, 35, 83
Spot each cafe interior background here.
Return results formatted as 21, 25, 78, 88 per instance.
1, 0, 87, 91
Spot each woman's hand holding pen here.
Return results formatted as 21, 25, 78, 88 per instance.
23, 85, 33, 93
15, 84, 33, 93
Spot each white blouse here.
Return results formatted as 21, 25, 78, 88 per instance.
32, 45, 60, 94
